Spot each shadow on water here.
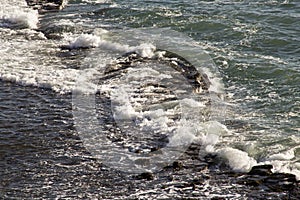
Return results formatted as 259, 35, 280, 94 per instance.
0, 82, 134, 199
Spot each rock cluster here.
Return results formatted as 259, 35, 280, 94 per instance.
237, 165, 298, 192
104, 50, 211, 93
26, 0, 68, 11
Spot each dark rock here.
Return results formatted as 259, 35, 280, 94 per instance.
248, 164, 273, 176
162, 161, 185, 172
265, 173, 297, 192
26, 0, 68, 11
158, 49, 211, 92
190, 178, 204, 185
136, 172, 154, 180
203, 153, 218, 164
150, 147, 159, 152
172, 161, 183, 171
237, 165, 299, 192
104, 50, 211, 93
185, 143, 202, 159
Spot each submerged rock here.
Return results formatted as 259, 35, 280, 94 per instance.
94, 49, 212, 156
105, 50, 211, 93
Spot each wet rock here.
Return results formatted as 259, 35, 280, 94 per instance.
172, 161, 183, 171
159, 49, 211, 91
237, 165, 299, 192
185, 143, 202, 160
162, 161, 184, 172
203, 153, 218, 164
150, 147, 159, 152
136, 172, 154, 180
134, 158, 150, 166
26, 0, 68, 11
265, 173, 298, 192
105, 50, 210, 93
248, 164, 273, 176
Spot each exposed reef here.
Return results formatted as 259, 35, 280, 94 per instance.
26, 0, 68, 11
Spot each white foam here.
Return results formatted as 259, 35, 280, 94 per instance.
69, 34, 101, 49
218, 147, 257, 172
0, 30, 79, 94
168, 120, 229, 153
258, 159, 300, 180
0, 1, 39, 29
211, 142, 300, 180
168, 120, 197, 147
125, 67, 172, 83
201, 67, 224, 94
68, 34, 156, 58
134, 43, 156, 58
73, 68, 99, 94
100, 42, 156, 58
180, 98, 205, 108
256, 148, 300, 180
141, 109, 170, 131
197, 121, 229, 153
266, 149, 295, 161
111, 87, 138, 120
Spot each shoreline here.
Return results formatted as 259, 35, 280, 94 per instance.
0, 83, 298, 198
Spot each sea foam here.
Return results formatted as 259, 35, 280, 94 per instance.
69, 34, 101, 49
218, 147, 257, 172
214, 141, 300, 179
0, 1, 39, 29
69, 34, 156, 58
2, 10, 39, 29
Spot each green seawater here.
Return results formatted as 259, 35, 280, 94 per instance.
88, 0, 300, 160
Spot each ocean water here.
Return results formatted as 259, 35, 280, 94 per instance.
0, 0, 299, 198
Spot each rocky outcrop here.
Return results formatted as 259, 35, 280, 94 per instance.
237, 165, 298, 192
104, 50, 211, 93
26, 0, 68, 11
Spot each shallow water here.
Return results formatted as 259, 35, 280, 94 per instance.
1, 83, 298, 199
